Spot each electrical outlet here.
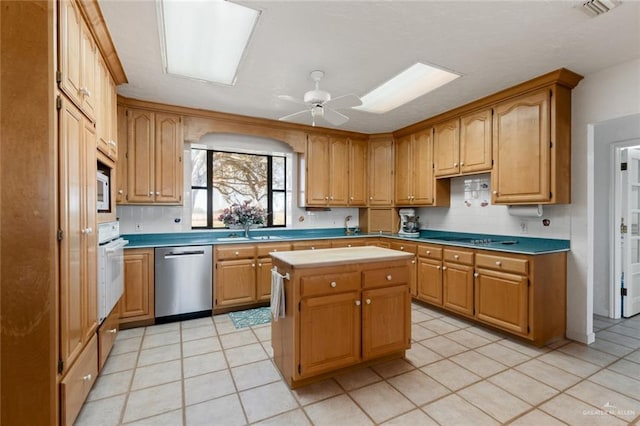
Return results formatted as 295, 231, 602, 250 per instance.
520, 222, 528, 234
135, 223, 143, 232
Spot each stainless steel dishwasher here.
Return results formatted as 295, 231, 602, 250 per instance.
155, 246, 212, 321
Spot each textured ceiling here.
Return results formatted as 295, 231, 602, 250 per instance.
99, 0, 640, 134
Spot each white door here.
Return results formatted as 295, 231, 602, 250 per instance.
622, 149, 640, 317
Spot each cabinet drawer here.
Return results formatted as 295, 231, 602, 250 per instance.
292, 240, 332, 251
390, 242, 417, 254
418, 244, 442, 260
61, 334, 98, 426
256, 242, 291, 257
443, 248, 474, 265
98, 305, 119, 372
363, 266, 409, 288
331, 238, 367, 248
215, 244, 256, 260
476, 253, 529, 275
301, 272, 360, 297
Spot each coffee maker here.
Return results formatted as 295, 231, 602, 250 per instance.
398, 208, 420, 237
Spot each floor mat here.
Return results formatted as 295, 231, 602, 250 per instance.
228, 306, 271, 329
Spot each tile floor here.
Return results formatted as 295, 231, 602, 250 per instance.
75, 304, 640, 425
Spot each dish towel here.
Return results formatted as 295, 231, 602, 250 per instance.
271, 268, 286, 321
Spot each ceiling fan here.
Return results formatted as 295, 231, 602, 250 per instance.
278, 70, 362, 127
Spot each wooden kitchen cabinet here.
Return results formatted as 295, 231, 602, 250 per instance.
416, 244, 444, 305
331, 238, 367, 248
475, 266, 528, 335
96, 57, 118, 161
120, 248, 155, 326
292, 240, 332, 251
348, 138, 368, 206
60, 334, 98, 426
492, 86, 572, 204
216, 258, 257, 307
368, 135, 394, 206
59, 97, 98, 373
116, 105, 127, 203
434, 118, 460, 177
362, 284, 410, 360
126, 108, 183, 204
460, 108, 492, 174
389, 241, 417, 296
442, 248, 475, 317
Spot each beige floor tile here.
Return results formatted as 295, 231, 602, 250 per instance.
589, 369, 640, 401
184, 369, 236, 406
220, 329, 259, 349
566, 380, 640, 422
387, 369, 450, 406
111, 336, 143, 355
404, 342, 442, 367
449, 350, 507, 377
181, 336, 221, 357
381, 409, 438, 425
596, 330, 640, 349
304, 394, 373, 426
181, 324, 217, 342
458, 381, 532, 423
439, 315, 473, 329
214, 319, 239, 335
87, 369, 133, 401
181, 316, 214, 330
589, 338, 635, 357
420, 318, 460, 334
141, 330, 181, 349
423, 394, 499, 426
75, 394, 126, 426
476, 342, 532, 367
515, 359, 582, 391
466, 325, 506, 342
122, 381, 183, 423
557, 342, 619, 367
608, 324, 640, 339
262, 341, 274, 358
101, 351, 138, 375
183, 351, 228, 377
488, 369, 558, 405
509, 409, 566, 426
546, 338, 571, 350
254, 408, 311, 426
185, 393, 245, 426
624, 349, 640, 363
131, 359, 181, 390
498, 339, 550, 357
540, 393, 627, 426
371, 358, 415, 379
125, 408, 183, 425
225, 342, 268, 367
252, 324, 272, 342
411, 310, 434, 323
292, 379, 343, 406
239, 381, 299, 423
445, 329, 492, 348
420, 359, 481, 391
349, 381, 414, 423
231, 359, 281, 391
537, 350, 601, 378
411, 323, 437, 341
145, 322, 180, 335
116, 327, 144, 340
421, 335, 468, 357
334, 367, 382, 391
137, 343, 181, 367
608, 358, 640, 381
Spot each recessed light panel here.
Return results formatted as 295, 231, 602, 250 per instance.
158, 0, 260, 85
357, 63, 460, 114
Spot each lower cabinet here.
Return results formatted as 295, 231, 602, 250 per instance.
60, 334, 98, 426
442, 248, 475, 317
388, 241, 417, 296
362, 285, 410, 359
418, 257, 443, 305
98, 306, 120, 371
120, 248, 155, 326
475, 267, 528, 335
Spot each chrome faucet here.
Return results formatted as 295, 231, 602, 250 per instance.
345, 215, 353, 235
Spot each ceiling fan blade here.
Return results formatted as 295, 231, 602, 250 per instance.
278, 109, 311, 122
322, 108, 349, 126
324, 93, 362, 110
278, 95, 307, 106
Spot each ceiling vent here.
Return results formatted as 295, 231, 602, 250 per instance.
581, 0, 621, 16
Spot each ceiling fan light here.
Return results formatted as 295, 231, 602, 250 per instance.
356, 62, 460, 114
157, 0, 260, 85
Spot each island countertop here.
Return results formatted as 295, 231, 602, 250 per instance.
270, 246, 414, 268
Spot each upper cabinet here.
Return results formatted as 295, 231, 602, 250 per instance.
96, 58, 118, 161
492, 86, 571, 204
460, 109, 492, 174
368, 136, 394, 206
304, 133, 366, 207
125, 108, 183, 204
433, 118, 460, 177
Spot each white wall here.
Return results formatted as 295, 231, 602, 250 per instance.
569, 58, 640, 343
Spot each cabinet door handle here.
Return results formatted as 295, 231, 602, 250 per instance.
108, 328, 117, 334
155, 192, 160, 195
330, 281, 337, 288
437, 265, 441, 270
442, 266, 447, 271
149, 191, 154, 196
386, 275, 392, 281
350, 196, 354, 200
411, 260, 415, 264
366, 299, 371, 305
454, 255, 459, 260
310, 247, 315, 250
369, 196, 373, 200
474, 272, 479, 278
252, 263, 255, 268
496, 261, 502, 267
118, 189, 124, 194
82, 374, 92, 382
426, 250, 431, 255
454, 162, 458, 167
325, 196, 329, 200
355, 300, 361, 306
493, 190, 498, 195
400, 246, 405, 250
108, 140, 117, 147
234, 251, 239, 256
79, 87, 91, 97
330, 196, 334, 200
258, 263, 262, 267
460, 162, 465, 166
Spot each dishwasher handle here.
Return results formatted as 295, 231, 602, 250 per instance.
163, 250, 206, 259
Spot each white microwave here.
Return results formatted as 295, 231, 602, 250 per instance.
97, 171, 110, 212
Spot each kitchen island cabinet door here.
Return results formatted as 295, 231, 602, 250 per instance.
256, 257, 273, 302
417, 258, 443, 306
475, 268, 528, 335
300, 291, 361, 377
120, 248, 154, 325
362, 285, 410, 360
215, 259, 257, 307
442, 262, 474, 317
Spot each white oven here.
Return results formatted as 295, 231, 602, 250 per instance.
98, 221, 127, 323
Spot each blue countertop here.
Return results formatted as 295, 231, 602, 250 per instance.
122, 228, 569, 255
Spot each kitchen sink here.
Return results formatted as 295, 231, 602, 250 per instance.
216, 237, 250, 242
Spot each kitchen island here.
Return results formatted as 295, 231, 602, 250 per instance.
270, 246, 414, 388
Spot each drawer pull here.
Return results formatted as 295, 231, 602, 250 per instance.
386, 275, 392, 281
251, 263, 256, 268
258, 263, 263, 267
437, 265, 441, 270
311, 247, 315, 250
82, 374, 92, 382
330, 281, 337, 288
366, 299, 371, 305
400, 246, 405, 250
108, 328, 117, 334
442, 266, 447, 271
426, 250, 431, 255
496, 261, 502, 267
454, 255, 459, 260
411, 260, 415, 264
234, 251, 239, 256
355, 300, 361, 306
474, 272, 479, 278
